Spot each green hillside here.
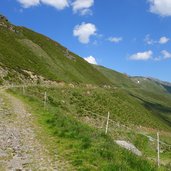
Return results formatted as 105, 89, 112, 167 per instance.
94, 65, 136, 88
0, 15, 171, 170
0, 15, 111, 85
9, 85, 171, 170
93, 66, 171, 127
131, 77, 167, 93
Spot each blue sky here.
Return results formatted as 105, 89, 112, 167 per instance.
1, 0, 171, 82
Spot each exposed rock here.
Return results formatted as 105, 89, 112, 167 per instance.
85, 84, 97, 89
103, 85, 111, 89
0, 15, 8, 22
0, 66, 32, 85
0, 66, 8, 78
69, 83, 75, 88
0, 22, 7, 28
0, 66, 63, 86
0, 149, 7, 157
64, 49, 76, 61
115, 140, 142, 156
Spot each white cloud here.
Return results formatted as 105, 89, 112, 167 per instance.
129, 50, 153, 61
41, 0, 69, 10
144, 35, 156, 45
84, 56, 97, 65
17, 0, 94, 13
79, 8, 92, 15
144, 35, 169, 45
153, 57, 162, 61
73, 22, 97, 44
159, 36, 170, 44
17, 0, 40, 8
72, 0, 94, 15
148, 0, 171, 17
17, 0, 69, 10
108, 37, 123, 43
161, 50, 171, 59
153, 50, 171, 61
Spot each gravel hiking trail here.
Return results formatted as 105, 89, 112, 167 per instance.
0, 89, 58, 171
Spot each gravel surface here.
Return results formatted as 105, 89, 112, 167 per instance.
0, 90, 58, 170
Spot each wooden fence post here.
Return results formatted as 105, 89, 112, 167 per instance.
22, 85, 25, 95
157, 132, 160, 167
44, 91, 47, 108
105, 112, 110, 134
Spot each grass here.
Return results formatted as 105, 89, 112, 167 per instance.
0, 19, 111, 85
94, 65, 136, 88
1, 15, 171, 170
8, 85, 171, 170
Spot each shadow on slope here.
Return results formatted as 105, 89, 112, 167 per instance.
162, 84, 171, 94
130, 94, 171, 128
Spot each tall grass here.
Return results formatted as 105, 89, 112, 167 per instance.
8, 86, 170, 170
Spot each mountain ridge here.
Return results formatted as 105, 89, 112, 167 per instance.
0, 14, 171, 170
0, 15, 112, 85
0, 14, 171, 90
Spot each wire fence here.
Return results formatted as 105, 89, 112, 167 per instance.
6, 84, 171, 152
83, 109, 171, 148
4, 85, 171, 165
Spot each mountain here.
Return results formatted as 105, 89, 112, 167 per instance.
93, 65, 137, 88
1, 14, 171, 129
131, 76, 171, 94
0, 15, 171, 170
93, 66, 171, 128
0, 15, 111, 85
1, 14, 171, 92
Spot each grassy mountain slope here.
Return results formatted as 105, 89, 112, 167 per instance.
94, 65, 136, 88
9, 85, 171, 170
131, 77, 168, 93
93, 66, 171, 127
1, 15, 171, 170
0, 16, 111, 85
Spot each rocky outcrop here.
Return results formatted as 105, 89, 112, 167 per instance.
0, 15, 18, 33
64, 49, 76, 61
115, 140, 142, 156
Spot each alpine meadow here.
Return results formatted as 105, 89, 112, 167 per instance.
0, 0, 171, 170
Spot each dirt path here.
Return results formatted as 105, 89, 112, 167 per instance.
0, 89, 58, 170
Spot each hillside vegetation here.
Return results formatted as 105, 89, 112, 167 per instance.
9, 85, 171, 170
0, 15, 171, 170
94, 65, 136, 88
0, 15, 111, 85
